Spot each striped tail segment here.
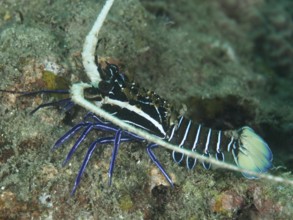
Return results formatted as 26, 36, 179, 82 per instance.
167, 116, 273, 178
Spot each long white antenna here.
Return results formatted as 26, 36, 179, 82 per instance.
82, 0, 115, 86
71, 83, 293, 186
77, 0, 293, 186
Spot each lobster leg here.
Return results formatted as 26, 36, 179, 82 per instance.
147, 143, 174, 187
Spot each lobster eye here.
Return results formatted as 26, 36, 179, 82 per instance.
84, 87, 99, 95
84, 87, 102, 101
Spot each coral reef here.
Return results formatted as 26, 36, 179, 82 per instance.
0, 0, 292, 219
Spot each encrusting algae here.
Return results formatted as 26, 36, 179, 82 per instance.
0, 0, 292, 219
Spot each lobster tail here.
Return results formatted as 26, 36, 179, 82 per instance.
235, 126, 273, 178
168, 116, 273, 178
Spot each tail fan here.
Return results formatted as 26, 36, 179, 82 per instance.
234, 126, 273, 178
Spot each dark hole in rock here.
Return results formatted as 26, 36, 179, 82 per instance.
186, 95, 256, 130
151, 185, 169, 215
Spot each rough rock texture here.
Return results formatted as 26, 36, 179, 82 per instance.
0, 0, 292, 219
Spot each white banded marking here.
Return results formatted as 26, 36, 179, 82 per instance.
227, 136, 234, 152
168, 125, 176, 141
102, 96, 167, 136
204, 128, 212, 154
179, 120, 191, 147
177, 116, 184, 129
192, 124, 201, 151
216, 131, 222, 153
155, 106, 163, 124
122, 120, 150, 132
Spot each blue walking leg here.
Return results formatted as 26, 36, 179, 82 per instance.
147, 143, 174, 187
61, 123, 121, 166
71, 136, 132, 195
62, 124, 94, 166
52, 122, 90, 150
108, 130, 122, 186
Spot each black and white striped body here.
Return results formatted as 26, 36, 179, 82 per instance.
83, 62, 272, 177
84, 62, 177, 138
167, 116, 237, 170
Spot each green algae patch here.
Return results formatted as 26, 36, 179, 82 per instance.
42, 70, 69, 90
41, 70, 70, 99
118, 194, 134, 212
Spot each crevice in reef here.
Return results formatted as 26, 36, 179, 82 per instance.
186, 95, 256, 130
